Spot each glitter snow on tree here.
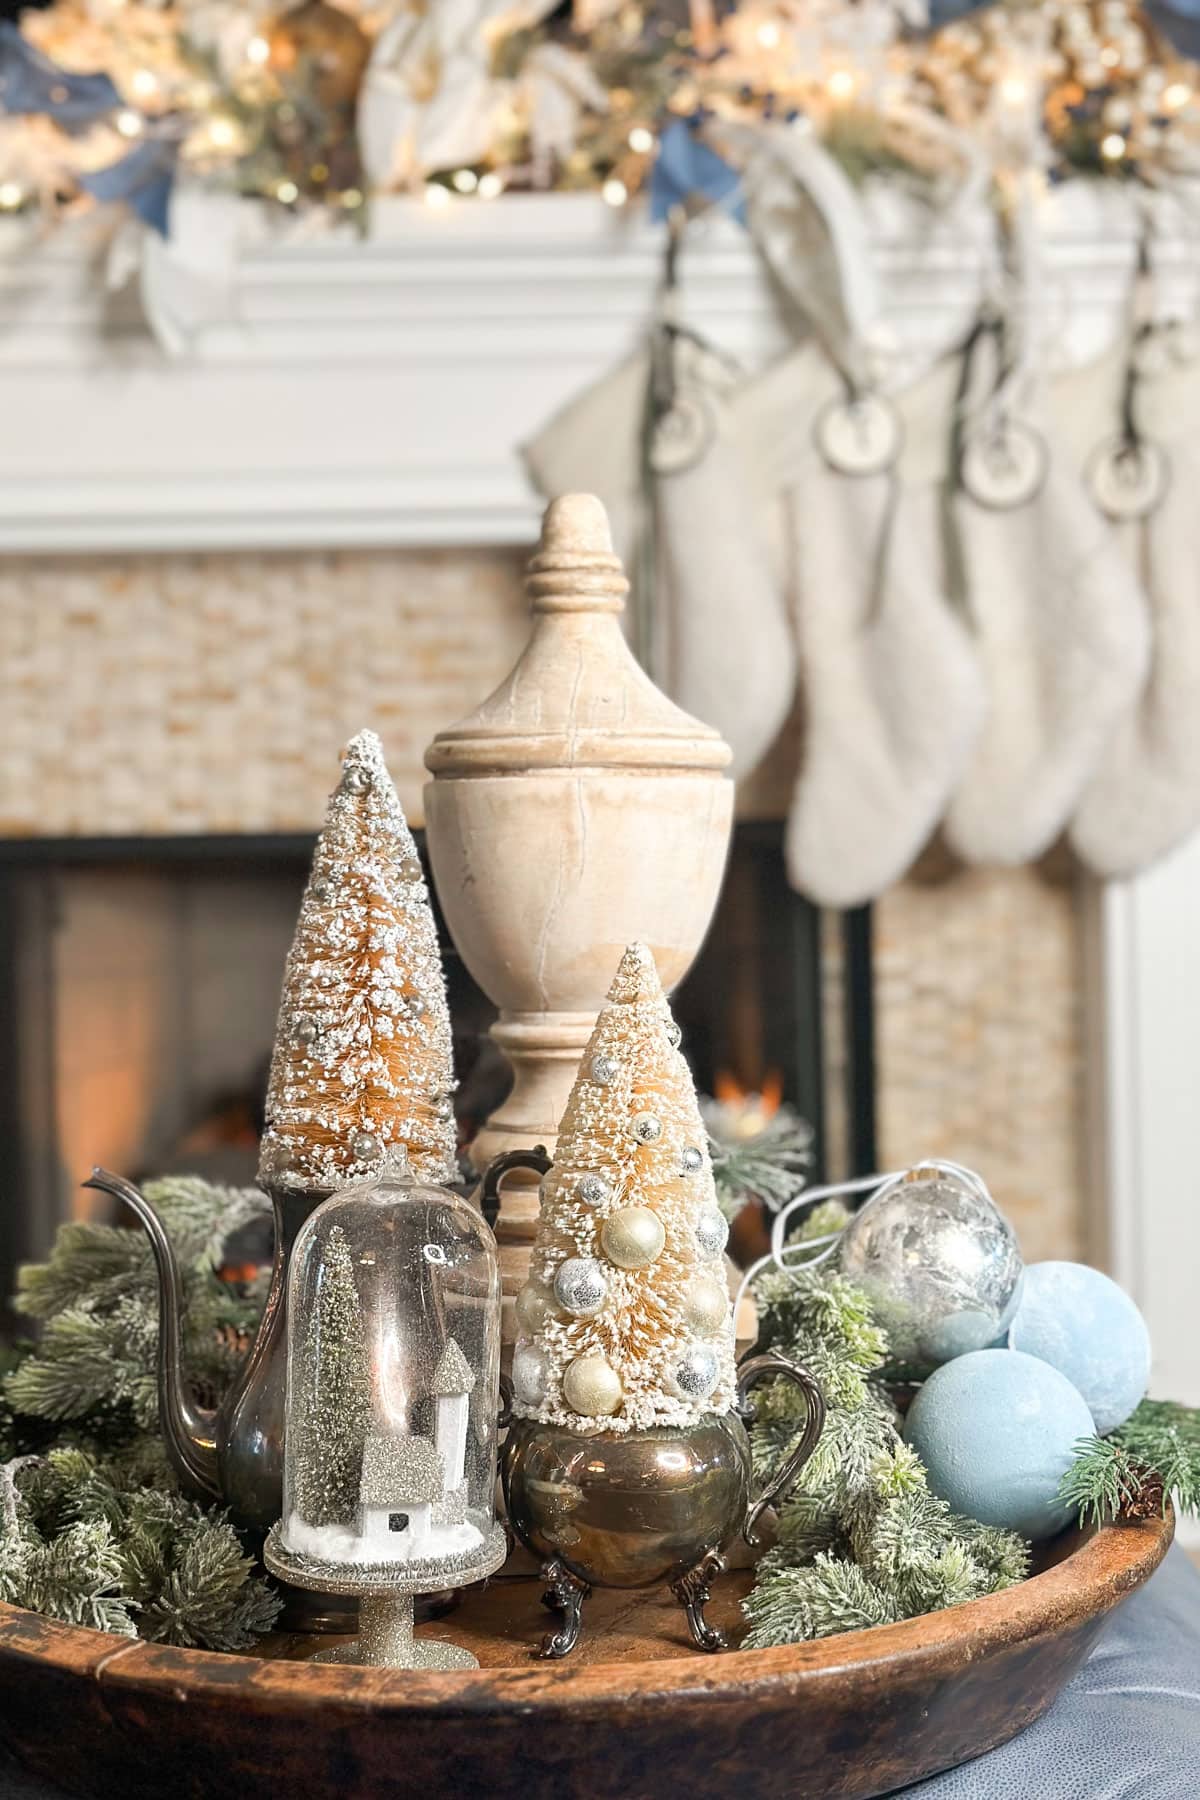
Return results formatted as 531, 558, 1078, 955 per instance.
511, 941, 737, 1434
258, 728, 456, 1194
289, 1224, 371, 1529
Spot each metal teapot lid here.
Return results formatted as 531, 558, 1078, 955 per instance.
423, 493, 732, 779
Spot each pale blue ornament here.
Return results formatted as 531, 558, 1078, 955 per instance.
1008, 1261, 1151, 1436
903, 1349, 1095, 1542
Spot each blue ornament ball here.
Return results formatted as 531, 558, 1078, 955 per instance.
1008, 1261, 1151, 1436
903, 1349, 1095, 1541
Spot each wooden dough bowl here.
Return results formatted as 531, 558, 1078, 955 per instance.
0, 1512, 1173, 1800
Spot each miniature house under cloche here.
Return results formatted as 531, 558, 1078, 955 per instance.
265, 1151, 507, 1668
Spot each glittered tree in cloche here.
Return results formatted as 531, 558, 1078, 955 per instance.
290, 1224, 371, 1528
258, 728, 457, 1195
511, 941, 736, 1433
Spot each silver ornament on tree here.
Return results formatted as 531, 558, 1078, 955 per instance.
837, 1163, 1024, 1375
554, 1257, 608, 1318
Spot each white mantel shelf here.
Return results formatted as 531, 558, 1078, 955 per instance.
3, 182, 1191, 554
0, 194, 791, 554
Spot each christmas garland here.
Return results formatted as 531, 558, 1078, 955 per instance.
0, 1178, 281, 1650
1, 2, 1199, 232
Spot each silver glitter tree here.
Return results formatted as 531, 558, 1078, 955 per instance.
291, 1224, 371, 1528
258, 728, 457, 1193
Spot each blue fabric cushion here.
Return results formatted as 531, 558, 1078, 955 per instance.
903, 1544, 1200, 1797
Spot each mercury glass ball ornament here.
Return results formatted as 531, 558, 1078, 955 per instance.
680, 1145, 704, 1176
683, 1273, 729, 1335
515, 1280, 558, 1335
562, 1352, 623, 1416
601, 1206, 665, 1270
694, 1205, 729, 1259
294, 1014, 319, 1047
838, 1168, 1023, 1375
630, 1112, 663, 1144
554, 1257, 608, 1318
590, 1053, 619, 1086
351, 1129, 382, 1164
576, 1173, 611, 1206
671, 1343, 721, 1401
512, 1340, 551, 1407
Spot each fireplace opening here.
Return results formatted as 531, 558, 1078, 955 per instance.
0, 824, 873, 1305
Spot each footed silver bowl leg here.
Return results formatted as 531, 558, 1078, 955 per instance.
314, 1592, 478, 1670
538, 1557, 590, 1659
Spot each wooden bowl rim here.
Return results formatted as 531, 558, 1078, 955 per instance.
0, 1509, 1173, 1717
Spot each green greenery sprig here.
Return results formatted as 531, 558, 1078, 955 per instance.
1060, 1399, 1200, 1529
0, 1179, 280, 1650
741, 1211, 1029, 1649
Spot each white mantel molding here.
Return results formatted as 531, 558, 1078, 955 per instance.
2, 184, 1197, 554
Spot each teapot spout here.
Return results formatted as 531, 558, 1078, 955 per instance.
83, 1168, 220, 1500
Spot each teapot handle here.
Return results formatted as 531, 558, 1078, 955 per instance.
475, 1146, 553, 1232
737, 1352, 826, 1547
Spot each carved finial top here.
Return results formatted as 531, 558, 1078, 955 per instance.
526, 492, 629, 614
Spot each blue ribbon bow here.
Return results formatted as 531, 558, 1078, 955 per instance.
0, 21, 120, 131
650, 117, 746, 225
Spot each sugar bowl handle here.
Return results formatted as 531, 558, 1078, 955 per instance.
737, 1352, 826, 1547
475, 1145, 553, 1232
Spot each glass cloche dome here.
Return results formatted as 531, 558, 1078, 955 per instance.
270, 1152, 505, 1599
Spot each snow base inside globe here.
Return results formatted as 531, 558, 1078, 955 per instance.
279, 1513, 486, 1568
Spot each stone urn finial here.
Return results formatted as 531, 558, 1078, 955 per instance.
424, 494, 733, 1310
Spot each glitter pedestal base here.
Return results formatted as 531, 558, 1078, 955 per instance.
313, 1594, 479, 1670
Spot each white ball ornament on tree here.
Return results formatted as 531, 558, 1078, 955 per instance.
683, 1274, 730, 1335
904, 1349, 1095, 1542
837, 1165, 1024, 1374
563, 1353, 623, 1417
1008, 1262, 1151, 1435
512, 1340, 551, 1407
601, 1205, 665, 1270
515, 1281, 557, 1335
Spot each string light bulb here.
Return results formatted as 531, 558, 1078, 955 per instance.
1100, 131, 1127, 159
246, 35, 270, 65
424, 181, 451, 209
827, 68, 857, 101
477, 172, 504, 199
602, 176, 628, 206
756, 20, 781, 49
276, 179, 298, 203
130, 69, 157, 99
115, 110, 143, 138
0, 182, 23, 210
1164, 81, 1192, 111
628, 125, 654, 153
451, 168, 478, 193
999, 75, 1029, 105
209, 116, 237, 149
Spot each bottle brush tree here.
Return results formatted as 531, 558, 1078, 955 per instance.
511, 940, 737, 1433
258, 727, 457, 1195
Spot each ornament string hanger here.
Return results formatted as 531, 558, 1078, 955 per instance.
732, 1158, 994, 1324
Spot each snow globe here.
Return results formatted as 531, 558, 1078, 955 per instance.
264, 1149, 506, 1668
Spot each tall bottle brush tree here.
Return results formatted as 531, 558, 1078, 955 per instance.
289, 1225, 371, 1529
258, 728, 457, 1194
511, 941, 737, 1433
